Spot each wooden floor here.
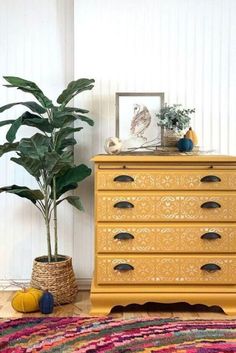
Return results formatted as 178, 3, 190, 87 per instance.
1, 290, 236, 319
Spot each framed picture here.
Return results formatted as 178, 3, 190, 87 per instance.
116, 92, 164, 151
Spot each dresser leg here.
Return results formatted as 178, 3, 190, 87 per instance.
89, 291, 236, 316
89, 304, 112, 316
89, 307, 111, 316
90, 293, 113, 316
221, 306, 236, 316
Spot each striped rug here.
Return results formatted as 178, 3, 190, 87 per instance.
1, 316, 236, 352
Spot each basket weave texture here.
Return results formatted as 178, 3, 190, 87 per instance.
30, 255, 78, 305
162, 129, 183, 147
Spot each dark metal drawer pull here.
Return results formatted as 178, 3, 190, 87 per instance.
114, 201, 134, 209
114, 263, 134, 271
201, 232, 222, 240
201, 175, 221, 183
201, 263, 221, 272
201, 201, 221, 209
114, 175, 134, 182
114, 232, 134, 240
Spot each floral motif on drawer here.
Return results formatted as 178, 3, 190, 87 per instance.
96, 256, 236, 285
96, 225, 236, 253
97, 170, 236, 190
97, 193, 236, 222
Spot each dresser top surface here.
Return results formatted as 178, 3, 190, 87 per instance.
91, 153, 236, 163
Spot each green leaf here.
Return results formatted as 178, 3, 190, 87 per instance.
3, 76, 39, 88
6, 112, 52, 142
53, 111, 94, 127
18, 133, 50, 159
21, 112, 52, 133
56, 78, 95, 106
64, 107, 89, 114
3, 76, 53, 108
0, 101, 46, 114
44, 151, 61, 173
55, 182, 78, 199
16, 87, 53, 108
54, 127, 83, 151
58, 138, 76, 151
44, 150, 73, 178
0, 184, 43, 204
6, 116, 24, 143
0, 142, 19, 157
56, 195, 84, 211
0, 119, 15, 127
66, 196, 84, 210
11, 156, 42, 178
56, 164, 91, 195
60, 126, 84, 137
52, 111, 77, 128
76, 114, 94, 126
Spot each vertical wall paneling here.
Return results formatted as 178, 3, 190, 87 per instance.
74, 0, 236, 153
0, 0, 74, 283
0, 0, 236, 285
74, 0, 236, 280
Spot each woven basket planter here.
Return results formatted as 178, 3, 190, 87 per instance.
30, 255, 78, 305
161, 128, 183, 147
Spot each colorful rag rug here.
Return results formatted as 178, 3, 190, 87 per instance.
1, 316, 236, 352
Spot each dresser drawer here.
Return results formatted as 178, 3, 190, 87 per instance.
97, 191, 236, 222
96, 223, 236, 254
97, 170, 236, 191
96, 255, 236, 285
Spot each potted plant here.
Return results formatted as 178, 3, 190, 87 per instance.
156, 104, 195, 147
0, 76, 94, 304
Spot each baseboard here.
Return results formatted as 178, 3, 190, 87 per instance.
77, 278, 92, 291
0, 278, 92, 291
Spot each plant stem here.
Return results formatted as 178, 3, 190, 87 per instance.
37, 177, 52, 261
43, 174, 52, 262
45, 210, 52, 263
53, 176, 58, 261
35, 203, 45, 216
50, 126, 59, 261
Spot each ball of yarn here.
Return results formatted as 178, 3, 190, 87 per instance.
11, 287, 43, 313
177, 136, 193, 152
104, 137, 122, 154
39, 290, 54, 314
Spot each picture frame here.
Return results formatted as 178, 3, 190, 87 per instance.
116, 92, 165, 151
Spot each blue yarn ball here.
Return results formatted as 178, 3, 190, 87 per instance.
177, 137, 193, 152
39, 290, 54, 314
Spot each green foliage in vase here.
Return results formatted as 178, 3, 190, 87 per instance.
0, 76, 95, 262
156, 104, 195, 131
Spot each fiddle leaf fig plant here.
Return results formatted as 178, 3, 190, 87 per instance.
0, 76, 95, 262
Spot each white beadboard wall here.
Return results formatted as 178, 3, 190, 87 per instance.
0, 0, 77, 285
0, 0, 236, 286
74, 0, 236, 280
74, 0, 236, 154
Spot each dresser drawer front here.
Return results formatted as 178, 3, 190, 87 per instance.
96, 224, 236, 254
96, 256, 236, 285
97, 170, 236, 191
97, 192, 236, 222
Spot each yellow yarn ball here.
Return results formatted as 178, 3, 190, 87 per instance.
11, 288, 43, 313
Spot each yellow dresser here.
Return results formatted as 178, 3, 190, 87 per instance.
90, 154, 236, 315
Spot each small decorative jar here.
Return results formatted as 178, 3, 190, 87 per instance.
161, 127, 183, 147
